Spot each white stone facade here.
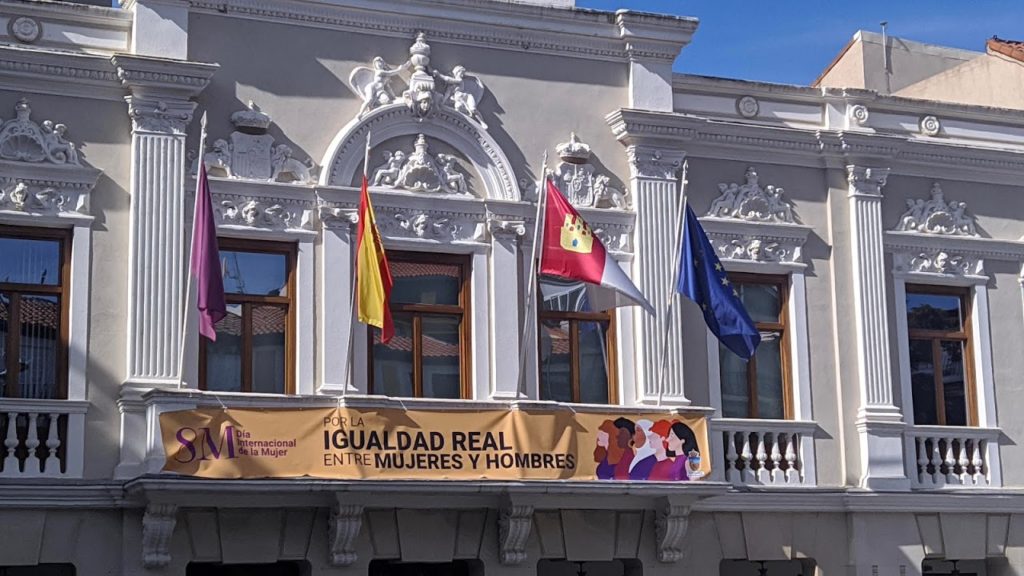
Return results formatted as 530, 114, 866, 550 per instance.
3, 1, 1024, 576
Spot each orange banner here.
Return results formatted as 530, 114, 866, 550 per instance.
160, 407, 710, 482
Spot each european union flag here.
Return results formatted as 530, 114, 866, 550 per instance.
676, 205, 761, 359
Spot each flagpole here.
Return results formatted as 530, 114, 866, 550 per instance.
516, 152, 549, 398
178, 112, 208, 389
342, 130, 372, 397
655, 160, 688, 405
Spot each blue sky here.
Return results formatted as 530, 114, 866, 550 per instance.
576, 0, 1024, 85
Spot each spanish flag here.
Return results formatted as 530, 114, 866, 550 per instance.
356, 175, 394, 343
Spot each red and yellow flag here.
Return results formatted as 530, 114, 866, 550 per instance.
356, 175, 394, 343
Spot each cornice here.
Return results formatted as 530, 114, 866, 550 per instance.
185, 0, 688, 64
0, 45, 123, 101
111, 54, 218, 100
0, 482, 125, 509
885, 231, 1024, 262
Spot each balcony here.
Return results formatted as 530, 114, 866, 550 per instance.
711, 418, 818, 487
905, 425, 1002, 489
0, 399, 88, 478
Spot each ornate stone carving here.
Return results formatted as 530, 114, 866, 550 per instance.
498, 503, 533, 565
328, 504, 364, 567
592, 224, 634, 254
920, 115, 941, 137
142, 503, 177, 569
893, 250, 983, 277
0, 99, 80, 165
0, 180, 86, 215
370, 134, 470, 195
736, 95, 759, 118
553, 133, 628, 210
196, 102, 317, 184
710, 236, 795, 263
895, 183, 977, 237
626, 145, 683, 181
849, 104, 870, 126
349, 33, 487, 127
487, 216, 527, 240
705, 167, 796, 223
219, 198, 311, 230
374, 206, 484, 242
319, 206, 359, 230
654, 503, 689, 563
127, 98, 194, 135
9, 17, 41, 44
847, 165, 889, 196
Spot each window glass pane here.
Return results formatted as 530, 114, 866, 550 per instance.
736, 282, 780, 324
540, 318, 572, 402
391, 261, 460, 306
220, 250, 288, 296
578, 320, 610, 404
421, 316, 461, 399
906, 292, 962, 332
18, 294, 60, 399
941, 340, 968, 426
755, 331, 785, 419
206, 304, 243, 392
251, 306, 287, 394
0, 237, 61, 286
373, 317, 414, 397
719, 346, 749, 418
909, 339, 938, 425
539, 279, 593, 312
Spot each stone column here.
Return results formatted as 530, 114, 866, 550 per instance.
627, 145, 687, 404
847, 165, 909, 490
319, 207, 359, 395
488, 217, 527, 399
113, 55, 216, 390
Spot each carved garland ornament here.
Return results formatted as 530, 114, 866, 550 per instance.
0, 99, 80, 165
350, 33, 488, 128
894, 183, 977, 237
893, 250, 983, 277
196, 101, 317, 185
705, 167, 797, 224
0, 180, 86, 214
553, 133, 629, 210
218, 198, 313, 231
370, 134, 469, 195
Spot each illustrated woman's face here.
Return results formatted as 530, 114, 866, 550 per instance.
616, 427, 632, 449
596, 430, 609, 448
667, 430, 685, 454
633, 427, 647, 448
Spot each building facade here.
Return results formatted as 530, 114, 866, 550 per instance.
1, 0, 1024, 575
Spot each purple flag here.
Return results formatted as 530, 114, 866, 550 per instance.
190, 163, 226, 341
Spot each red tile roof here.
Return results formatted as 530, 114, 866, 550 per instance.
391, 262, 460, 279
988, 36, 1024, 63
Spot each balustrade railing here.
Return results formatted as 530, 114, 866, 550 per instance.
712, 418, 818, 487
0, 400, 87, 478
906, 425, 1001, 488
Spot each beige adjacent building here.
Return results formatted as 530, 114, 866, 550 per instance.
1, 1, 1024, 575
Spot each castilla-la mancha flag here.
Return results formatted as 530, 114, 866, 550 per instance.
540, 180, 655, 315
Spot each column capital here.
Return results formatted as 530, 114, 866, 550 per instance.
125, 96, 196, 135
320, 206, 359, 232
487, 216, 527, 241
627, 145, 685, 181
846, 165, 891, 197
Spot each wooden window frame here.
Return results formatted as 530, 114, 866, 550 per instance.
198, 238, 297, 394
537, 284, 618, 405
724, 273, 792, 420
905, 284, 977, 426
0, 226, 71, 400
368, 251, 472, 399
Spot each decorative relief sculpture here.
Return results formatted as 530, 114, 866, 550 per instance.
370, 135, 470, 195
375, 207, 484, 243
196, 102, 317, 185
849, 104, 870, 126
711, 236, 793, 263
219, 199, 309, 230
553, 133, 629, 210
895, 183, 977, 236
0, 99, 80, 165
705, 167, 796, 224
893, 250, 982, 277
0, 180, 84, 214
349, 33, 487, 127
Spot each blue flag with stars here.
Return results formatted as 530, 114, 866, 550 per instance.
676, 205, 761, 359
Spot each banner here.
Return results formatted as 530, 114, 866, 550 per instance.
161, 407, 710, 482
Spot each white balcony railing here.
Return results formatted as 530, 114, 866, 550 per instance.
906, 425, 1001, 488
0, 399, 87, 478
712, 418, 818, 487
